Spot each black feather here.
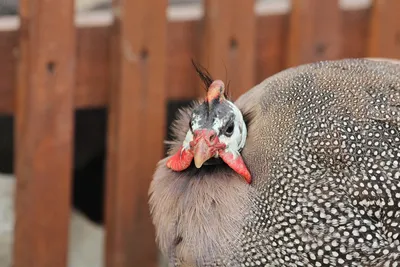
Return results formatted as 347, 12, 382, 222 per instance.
223, 61, 231, 99
191, 59, 214, 89
225, 80, 232, 100
191, 59, 230, 99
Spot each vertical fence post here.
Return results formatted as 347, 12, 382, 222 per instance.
105, 0, 167, 266
12, 0, 76, 266
199, 0, 256, 99
286, 0, 342, 67
368, 0, 400, 59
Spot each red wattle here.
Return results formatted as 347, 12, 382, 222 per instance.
219, 150, 252, 184
166, 146, 194, 171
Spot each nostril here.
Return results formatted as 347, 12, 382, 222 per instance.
209, 133, 216, 142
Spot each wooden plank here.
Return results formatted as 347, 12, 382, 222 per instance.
341, 8, 370, 59
256, 14, 288, 83
0, 29, 17, 114
104, 0, 167, 266
12, 0, 76, 266
368, 0, 400, 59
286, 0, 342, 67
199, 0, 256, 99
75, 26, 111, 108
167, 21, 200, 100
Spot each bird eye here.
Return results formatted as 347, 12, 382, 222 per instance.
225, 122, 234, 136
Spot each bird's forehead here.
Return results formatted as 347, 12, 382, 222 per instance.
191, 101, 234, 129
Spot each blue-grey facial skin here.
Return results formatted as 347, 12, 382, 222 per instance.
188, 98, 248, 159
190, 100, 239, 136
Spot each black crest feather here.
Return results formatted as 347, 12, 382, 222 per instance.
191, 59, 214, 89
191, 59, 230, 99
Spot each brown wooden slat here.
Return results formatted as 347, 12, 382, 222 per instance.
341, 9, 370, 59
0, 29, 17, 114
286, 0, 342, 67
199, 0, 256, 99
104, 0, 167, 266
76, 26, 111, 108
167, 21, 200, 100
368, 0, 400, 58
12, 0, 76, 266
256, 14, 289, 83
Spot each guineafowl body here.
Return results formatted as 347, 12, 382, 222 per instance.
149, 58, 400, 267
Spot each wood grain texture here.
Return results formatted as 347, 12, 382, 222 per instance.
0, 29, 17, 114
167, 21, 200, 100
199, 0, 256, 100
368, 0, 400, 58
341, 9, 370, 59
104, 0, 167, 266
286, 0, 342, 67
12, 0, 76, 266
76, 26, 111, 108
256, 14, 289, 84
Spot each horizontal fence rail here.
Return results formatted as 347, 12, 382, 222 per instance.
0, 1, 397, 114
2, 0, 399, 267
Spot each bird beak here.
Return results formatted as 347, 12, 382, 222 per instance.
166, 129, 252, 184
193, 138, 215, 168
191, 129, 224, 168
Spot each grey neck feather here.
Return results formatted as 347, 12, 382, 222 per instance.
149, 102, 257, 266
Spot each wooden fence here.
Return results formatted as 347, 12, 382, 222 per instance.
0, 0, 398, 266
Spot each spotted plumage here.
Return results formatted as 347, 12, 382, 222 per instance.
149, 58, 400, 267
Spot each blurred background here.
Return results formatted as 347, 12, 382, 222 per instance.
0, 0, 398, 267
